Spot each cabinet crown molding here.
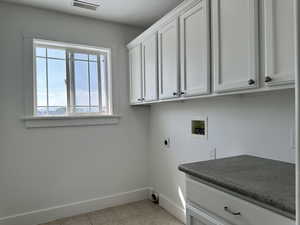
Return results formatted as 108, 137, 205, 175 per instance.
127, 0, 202, 49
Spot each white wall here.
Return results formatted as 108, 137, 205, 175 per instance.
149, 89, 295, 211
0, 1, 296, 224
0, 2, 150, 220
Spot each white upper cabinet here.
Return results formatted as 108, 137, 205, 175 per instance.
158, 18, 180, 99
180, 0, 210, 97
129, 44, 143, 104
142, 33, 158, 102
127, 0, 296, 105
263, 0, 295, 86
212, 0, 259, 93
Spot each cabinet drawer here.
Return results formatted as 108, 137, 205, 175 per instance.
187, 203, 233, 225
186, 177, 294, 225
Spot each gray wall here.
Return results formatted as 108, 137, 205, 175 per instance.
149, 89, 295, 210
0, 2, 149, 218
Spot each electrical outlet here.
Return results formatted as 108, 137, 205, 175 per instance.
209, 148, 217, 160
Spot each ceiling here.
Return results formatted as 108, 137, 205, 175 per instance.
3, 0, 184, 27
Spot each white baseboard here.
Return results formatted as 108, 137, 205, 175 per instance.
158, 193, 186, 224
0, 188, 149, 225
0, 188, 186, 225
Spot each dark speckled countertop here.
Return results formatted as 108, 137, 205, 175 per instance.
178, 155, 295, 220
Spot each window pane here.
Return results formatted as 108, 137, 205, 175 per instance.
36, 47, 46, 57
47, 48, 66, 59
89, 54, 97, 61
73, 106, 90, 113
74, 61, 89, 106
90, 106, 99, 113
74, 53, 88, 60
36, 58, 47, 107
100, 55, 107, 112
47, 59, 67, 107
36, 106, 48, 116
89, 62, 99, 106
48, 106, 67, 115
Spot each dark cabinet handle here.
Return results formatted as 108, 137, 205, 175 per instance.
248, 79, 255, 85
173, 92, 178, 96
224, 206, 241, 216
265, 76, 272, 83
137, 98, 142, 101
180, 92, 185, 95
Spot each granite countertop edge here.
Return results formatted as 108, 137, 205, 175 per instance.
178, 165, 295, 220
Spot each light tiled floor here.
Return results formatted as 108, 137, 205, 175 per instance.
40, 200, 184, 225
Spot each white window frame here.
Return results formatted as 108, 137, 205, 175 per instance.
22, 37, 120, 128
33, 39, 113, 116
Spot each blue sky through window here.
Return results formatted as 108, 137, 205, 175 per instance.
74, 60, 89, 106
48, 59, 67, 106
36, 57, 47, 106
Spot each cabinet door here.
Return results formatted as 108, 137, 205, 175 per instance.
187, 204, 232, 225
264, 0, 295, 86
212, 0, 259, 93
142, 33, 158, 102
129, 45, 143, 104
180, 0, 210, 97
158, 19, 180, 99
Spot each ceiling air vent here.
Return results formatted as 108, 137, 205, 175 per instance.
73, 0, 100, 11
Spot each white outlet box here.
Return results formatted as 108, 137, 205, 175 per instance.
191, 117, 208, 139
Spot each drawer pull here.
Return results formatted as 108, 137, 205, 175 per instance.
248, 79, 255, 85
265, 76, 273, 83
224, 206, 241, 216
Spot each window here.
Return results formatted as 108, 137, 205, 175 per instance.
33, 39, 111, 116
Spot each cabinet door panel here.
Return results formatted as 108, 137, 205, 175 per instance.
180, 0, 210, 97
212, 0, 259, 92
129, 45, 142, 104
142, 33, 158, 102
264, 0, 295, 86
158, 19, 180, 99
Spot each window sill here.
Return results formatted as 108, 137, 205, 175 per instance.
21, 114, 121, 128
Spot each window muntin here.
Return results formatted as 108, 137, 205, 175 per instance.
33, 40, 111, 116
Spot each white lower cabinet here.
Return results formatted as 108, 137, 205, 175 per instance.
187, 203, 232, 225
186, 177, 295, 225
